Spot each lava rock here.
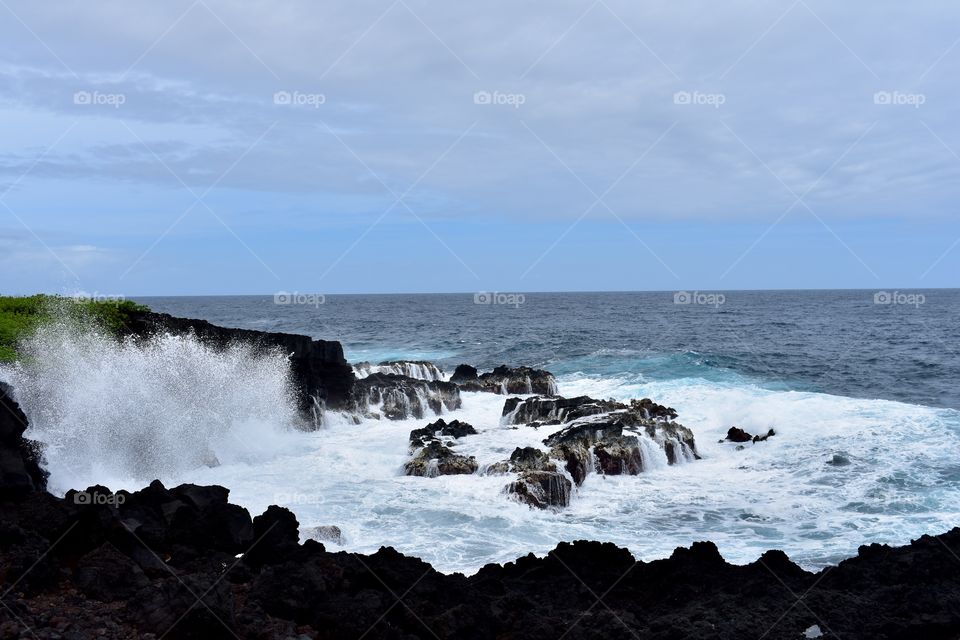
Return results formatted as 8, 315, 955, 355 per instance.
454, 365, 558, 395
404, 440, 478, 477
409, 418, 478, 446
0, 384, 48, 496
351, 373, 461, 420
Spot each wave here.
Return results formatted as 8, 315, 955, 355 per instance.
1, 318, 301, 493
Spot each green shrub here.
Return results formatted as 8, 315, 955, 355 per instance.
0, 295, 149, 362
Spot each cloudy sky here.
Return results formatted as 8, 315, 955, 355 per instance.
1, 0, 958, 295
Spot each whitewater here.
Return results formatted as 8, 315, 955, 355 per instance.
4, 312, 960, 575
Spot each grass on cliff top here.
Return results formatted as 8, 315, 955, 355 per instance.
0, 295, 149, 362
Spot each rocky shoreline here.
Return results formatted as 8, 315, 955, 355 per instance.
2, 312, 960, 638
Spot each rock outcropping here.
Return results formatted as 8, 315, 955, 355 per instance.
489, 447, 572, 509
404, 418, 478, 477
451, 365, 558, 395
354, 360, 445, 381
351, 373, 461, 420
502, 395, 698, 487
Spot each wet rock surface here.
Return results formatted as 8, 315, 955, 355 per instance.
453, 365, 557, 395
491, 447, 572, 510
350, 373, 461, 420
354, 360, 445, 381
535, 398, 698, 486
725, 426, 777, 443
404, 440, 479, 477
409, 418, 478, 447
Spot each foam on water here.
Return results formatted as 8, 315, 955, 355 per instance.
4, 321, 960, 575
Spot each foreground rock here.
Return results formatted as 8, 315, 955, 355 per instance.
3, 480, 960, 639
350, 373, 461, 420
451, 365, 558, 395
0, 383, 47, 496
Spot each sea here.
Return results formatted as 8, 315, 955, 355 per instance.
5, 290, 960, 574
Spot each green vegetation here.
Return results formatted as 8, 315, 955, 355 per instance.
0, 295, 149, 362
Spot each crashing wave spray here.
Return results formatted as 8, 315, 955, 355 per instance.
2, 316, 299, 492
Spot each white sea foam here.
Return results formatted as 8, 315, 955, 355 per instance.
3, 318, 301, 494
4, 323, 960, 575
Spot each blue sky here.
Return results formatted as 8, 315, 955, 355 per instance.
1, 0, 958, 295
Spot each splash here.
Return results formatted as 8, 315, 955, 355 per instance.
2, 316, 300, 493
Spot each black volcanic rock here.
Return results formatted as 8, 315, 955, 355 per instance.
409, 418, 478, 446
502, 394, 622, 425
351, 373, 461, 420
725, 426, 776, 443
545, 418, 697, 486
492, 447, 572, 510
404, 440, 478, 477
454, 365, 558, 395
0, 383, 47, 496
3, 467, 960, 638
450, 363, 478, 382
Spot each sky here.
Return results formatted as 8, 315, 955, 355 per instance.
1, 0, 958, 295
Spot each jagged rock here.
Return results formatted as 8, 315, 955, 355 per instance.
454, 365, 557, 395
409, 418, 478, 446
74, 543, 150, 601
404, 440, 478, 477
488, 447, 571, 510
304, 525, 343, 545
502, 395, 679, 427
502, 395, 622, 425
354, 360, 445, 381
450, 364, 478, 382
0, 383, 47, 496
506, 446, 556, 473
545, 418, 698, 486
725, 426, 776, 443
507, 470, 572, 510
351, 373, 461, 420
725, 426, 753, 442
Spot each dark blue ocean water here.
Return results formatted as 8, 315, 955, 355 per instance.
137, 289, 959, 410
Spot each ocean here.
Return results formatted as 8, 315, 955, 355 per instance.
7, 289, 960, 574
